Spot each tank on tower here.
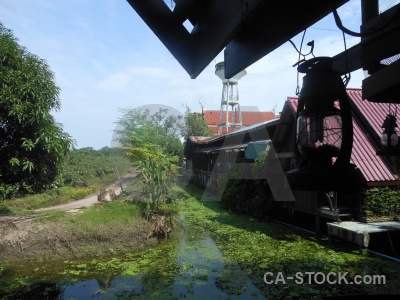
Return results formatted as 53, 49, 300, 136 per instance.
215, 62, 247, 134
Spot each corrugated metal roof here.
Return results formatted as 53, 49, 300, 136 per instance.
289, 89, 398, 183
188, 136, 219, 143
204, 110, 276, 126
347, 88, 400, 138
352, 119, 397, 182
187, 118, 279, 146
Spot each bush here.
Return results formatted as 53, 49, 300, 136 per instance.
220, 152, 274, 217
68, 185, 97, 200
363, 187, 400, 218
59, 147, 132, 188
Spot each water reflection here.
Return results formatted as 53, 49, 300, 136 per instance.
0, 227, 266, 299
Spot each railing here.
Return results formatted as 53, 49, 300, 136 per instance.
191, 169, 226, 191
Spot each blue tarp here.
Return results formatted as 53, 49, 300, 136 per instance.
245, 140, 270, 159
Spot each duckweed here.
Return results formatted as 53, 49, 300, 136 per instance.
1, 183, 400, 299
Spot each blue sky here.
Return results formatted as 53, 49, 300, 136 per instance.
1, 1, 398, 149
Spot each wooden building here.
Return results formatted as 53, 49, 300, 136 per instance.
185, 89, 400, 227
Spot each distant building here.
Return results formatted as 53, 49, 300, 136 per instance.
203, 106, 279, 135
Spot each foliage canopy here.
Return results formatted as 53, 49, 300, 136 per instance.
0, 22, 74, 198
115, 108, 182, 209
116, 107, 184, 162
184, 108, 213, 138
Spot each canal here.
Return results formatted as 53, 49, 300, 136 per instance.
1, 184, 400, 299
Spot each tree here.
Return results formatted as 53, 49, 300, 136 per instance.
115, 108, 183, 209
184, 107, 213, 138
0, 22, 75, 198
116, 107, 184, 162
126, 132, 178, 210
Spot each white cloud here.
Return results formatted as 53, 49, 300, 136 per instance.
0, 0, 372, 149
94, 66, 176, 91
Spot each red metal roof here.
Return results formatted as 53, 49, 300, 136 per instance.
351, 119, 396, 182
288, 89, 398, 184
204, 110, 276, 135
204, 110, 275, 125
347, 88, 400, 138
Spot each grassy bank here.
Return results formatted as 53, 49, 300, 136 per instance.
0, 175, 184, 265
0, 201, 158, 264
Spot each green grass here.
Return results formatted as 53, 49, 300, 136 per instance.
1, 186, 71, 214
67, 201, 143, 225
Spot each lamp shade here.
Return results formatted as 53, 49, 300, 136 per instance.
296, 109, 342, 157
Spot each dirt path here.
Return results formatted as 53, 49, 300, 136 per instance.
0, 171, 161, 264
35, 172, 138, 213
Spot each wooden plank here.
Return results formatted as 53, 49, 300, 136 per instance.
224, 0, 349, 78
127, 0, 265, 79
188, 0, 266, 78
126, 0, 193, 75
332, 44, 362, 75
332, 26, 400, 75
362, 58, 400, 102
332, 4, 400, 75
361, 3, 400, 34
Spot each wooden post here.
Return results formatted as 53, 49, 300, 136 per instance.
114, 165, 124, 194
316, 213, 321, 236
361, 0, 380, 74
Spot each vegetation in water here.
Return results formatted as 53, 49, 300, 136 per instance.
181, 184, 400, 299
1, 183, 400, 299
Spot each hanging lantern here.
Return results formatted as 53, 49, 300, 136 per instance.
377, 114, 399, 156
286, 57, 362, 191
296, 108, 342, 159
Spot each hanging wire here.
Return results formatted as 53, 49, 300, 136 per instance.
288, 30, 316, 95
341, 30, 351, 87
295, 30, 306, 95
330, 0, 400, 37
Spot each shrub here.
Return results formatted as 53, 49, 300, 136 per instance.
363, 187, 400, 218
220, 152, 274, 217
68, 185, 97, 200
59, 147, 132, 188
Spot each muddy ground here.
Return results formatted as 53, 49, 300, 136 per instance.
0, 174, 158, 264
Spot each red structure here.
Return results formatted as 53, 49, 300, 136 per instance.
203, 109, 278, 135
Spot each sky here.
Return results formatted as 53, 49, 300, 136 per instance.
1, 0, 398, 149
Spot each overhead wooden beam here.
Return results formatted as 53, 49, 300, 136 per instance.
224, 0, 349, 78
127, 0, 265, 79
332, 44, 362, 75
126, 0, 193, 75
188, 0, 266, 78
362, 58, 400, 103
332, 3, 400, 75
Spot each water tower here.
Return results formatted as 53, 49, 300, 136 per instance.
215, 62, 247, 134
